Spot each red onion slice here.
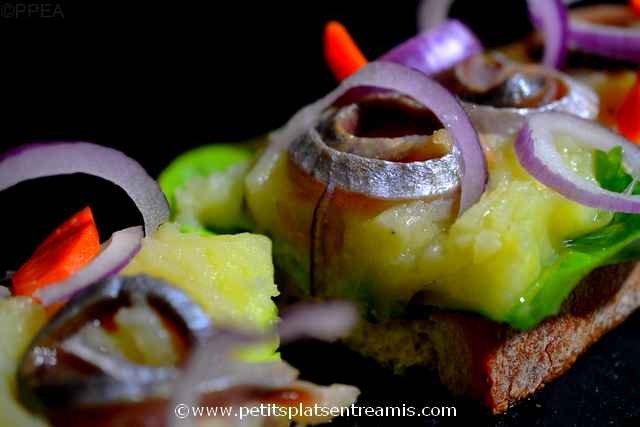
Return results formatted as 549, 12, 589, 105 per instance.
515, 112, 640, 213
169, 330, 299, 418
248, 61, 487, 214
277, 301, 357, 343
34, 226, 143, 305
0, 142, 169, 236
168, 302, 359, 427
0, 287, 10, 299
416, 0, 573, 68
526, 0, 570, 68
168, 335, 293, 427
569, 6, 640, 64
417, 0, 454, 32
380, 20, 483, 77
0, 142, 167, 306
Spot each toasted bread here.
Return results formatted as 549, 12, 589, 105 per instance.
345, 262, 640, 413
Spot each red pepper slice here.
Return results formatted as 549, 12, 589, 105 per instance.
632, 0, 640, 18
13, 206, 101, 297
617, 71, 640, 144
324, 20, 368, 81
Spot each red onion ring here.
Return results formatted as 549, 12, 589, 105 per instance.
248, 62, 487, 214
277, 301, 357, 342
569, 5, 640, 64
0, 142, 169, 305
417, 0, 454, 32
35, 226, 143, 305
515, 112, 640, 213
417, 0, 569, 68
168, 302, 359, 427
380, 20, 483, 77
0, 287, 10, 299
526, 0, 569, 68
0, 142, 169, 236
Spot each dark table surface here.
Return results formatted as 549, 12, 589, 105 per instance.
0, 1, 637, 426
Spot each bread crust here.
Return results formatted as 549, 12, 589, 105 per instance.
345, 262, 640, 413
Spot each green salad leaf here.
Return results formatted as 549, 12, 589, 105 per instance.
506, 147, 640, 330
594, 146, 640, 195
158, 140, 264, 234
178, 223, 216, 236
159, 144, 256, 211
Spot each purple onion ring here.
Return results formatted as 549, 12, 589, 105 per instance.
515, 112, 640, 213
381, 19, 483, 77
526, 0, 569, 68
0, 142, 169, 304
35, 226, 144, 305
0, 142, 169, 236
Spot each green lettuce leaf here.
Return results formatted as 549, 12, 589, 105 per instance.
158, 140, 264, 234
506, 147, 640, 330
159, 144, 255, 212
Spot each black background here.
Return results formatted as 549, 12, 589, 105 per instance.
0, 0, 535, 274
0, 1, 638, 426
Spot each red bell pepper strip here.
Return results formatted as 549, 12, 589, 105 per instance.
632, 0, 640, 17
324, 20, 368, 81
617, 71, 640, 144
12, 206, 101, 297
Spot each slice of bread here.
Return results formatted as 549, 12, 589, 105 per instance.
345, 262, 640, 413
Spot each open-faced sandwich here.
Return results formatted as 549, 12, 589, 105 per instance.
3, 0, 640, 425
162, 0, 640, 414
0, 144, 359, 426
